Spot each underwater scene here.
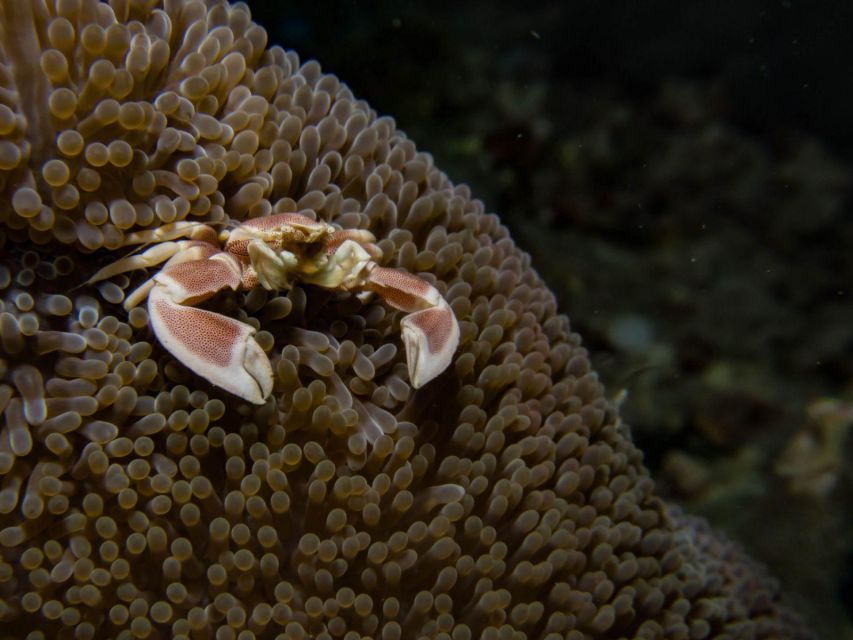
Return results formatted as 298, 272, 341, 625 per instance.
0, 0, 850, 637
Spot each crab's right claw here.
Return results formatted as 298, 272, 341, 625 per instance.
147, 257, 274, 405
148, 288, 273, 404
366, 266, 460, 388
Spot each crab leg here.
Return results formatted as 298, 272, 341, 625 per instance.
86, 239, 216, 286
122, 241, 223, 310
147, 254, 273, 405
121, 222, 219, 246
365, 266, 460, 388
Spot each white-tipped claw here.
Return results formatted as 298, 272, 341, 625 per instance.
143, 253, 273, 404
148, 287, 273, 404
365, 266, 460, 388
401, 298, 460, 388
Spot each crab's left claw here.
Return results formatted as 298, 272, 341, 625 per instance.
365, 266, 460, 388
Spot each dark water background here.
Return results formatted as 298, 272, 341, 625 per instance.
246, 2, 853, 636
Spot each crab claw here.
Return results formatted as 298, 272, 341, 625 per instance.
366, 266, 460, 388
147, 255, 274, 404
400, 297, 460, 388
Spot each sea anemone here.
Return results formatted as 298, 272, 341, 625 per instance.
0, 1, 815, 638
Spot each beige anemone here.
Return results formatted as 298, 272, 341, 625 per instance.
0, 1, 814, 639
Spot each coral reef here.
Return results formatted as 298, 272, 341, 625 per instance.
0, 1, 817, 638
776, 398, 853, 498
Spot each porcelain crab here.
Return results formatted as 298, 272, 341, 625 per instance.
87, 213, 460, 404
